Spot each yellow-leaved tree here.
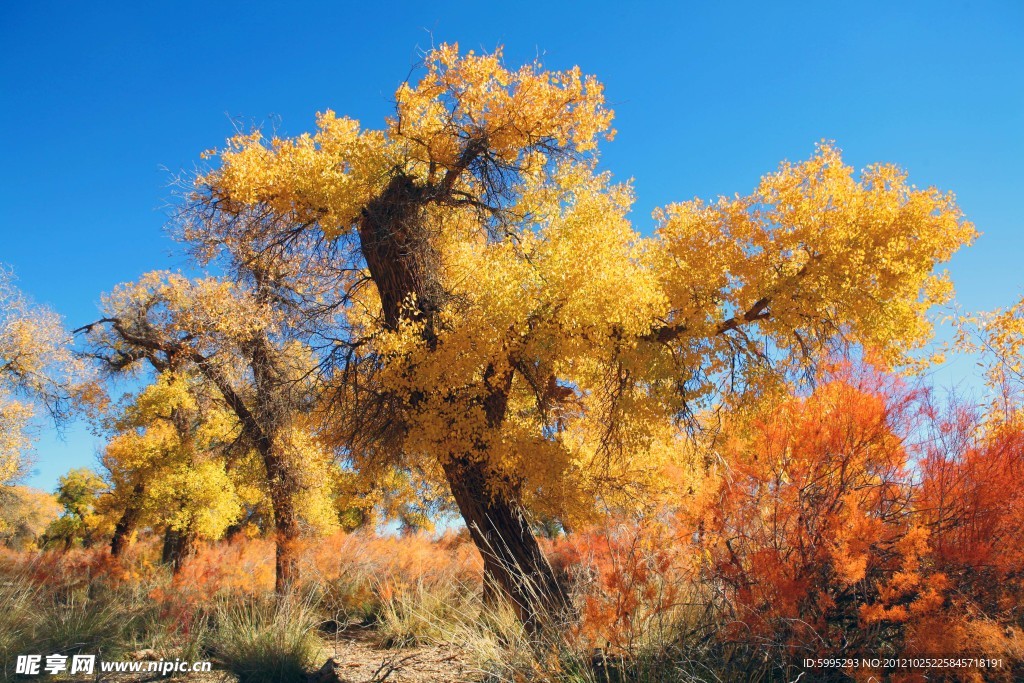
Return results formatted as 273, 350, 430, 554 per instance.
1, 266, 89, 488
959, 294, 1024, 424
192, 45, 974, 630
0, 485, 61, 549
82, 269, 342, 590
100, 371, 249, 567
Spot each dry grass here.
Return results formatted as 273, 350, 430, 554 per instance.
0, 530, 796, 683
6, 521, 1015, 682
206, 595, 321, 683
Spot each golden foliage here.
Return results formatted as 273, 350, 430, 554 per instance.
197, 45, 974, 524
100, 372, 247, 542
0, 485, 60, 549
0, 266, 90, 485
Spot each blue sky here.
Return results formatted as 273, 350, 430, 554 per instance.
2, 1, 1022, 489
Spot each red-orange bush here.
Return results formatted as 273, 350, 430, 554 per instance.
905, 413, 1024, 671
693, 368, 1024, 679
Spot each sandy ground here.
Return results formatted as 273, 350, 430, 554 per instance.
84, 630, 481, 683
311, 628, 482, 683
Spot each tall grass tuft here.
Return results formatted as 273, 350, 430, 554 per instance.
33, 593, 142, 657
0, 576, 40, 680
0, 570, 153, 681
206, 595, 320, 683
376, 577, 479, 647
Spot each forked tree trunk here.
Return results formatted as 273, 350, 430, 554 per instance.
110, 483, 145, 558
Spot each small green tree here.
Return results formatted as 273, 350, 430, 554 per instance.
41, 468, 109, 550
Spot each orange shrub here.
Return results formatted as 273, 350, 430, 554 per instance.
0, 540, 162, 593
692, 368, 1024, 679
919, 423, 1024, 586
548, 519, 690, 654
0, 528, 483, 632
297, 530, 481, 621
152, 536, 277, 611
698, 369, 924, 661
143, 530, 481, 621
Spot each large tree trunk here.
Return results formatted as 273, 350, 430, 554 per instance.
443, 455, 571, 633
266, 456, 302, 593
250, 334, 303, 594
161, 526, 195, 573
109, 483, 145, 558
356, 172, 571, 632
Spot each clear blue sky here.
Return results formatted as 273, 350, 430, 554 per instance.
2, 1, 1021, 490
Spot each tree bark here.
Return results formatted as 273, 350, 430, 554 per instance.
109, 483, 145, 558
249, 334, 303, 594
188, 335, 303, 594
265, 451, 302, 593
442, 455, 571, 633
